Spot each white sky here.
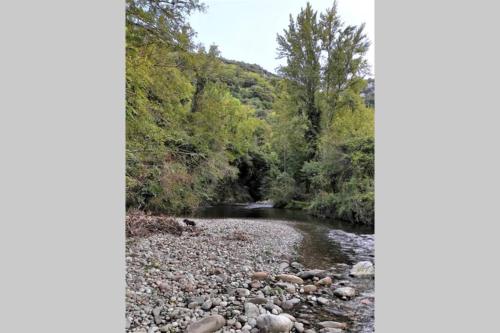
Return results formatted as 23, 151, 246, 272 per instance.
189, 0, 374, 75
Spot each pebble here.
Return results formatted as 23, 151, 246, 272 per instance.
302, 285, 317, 293
333, 287, 356, 299
185, 315, 225, 333
251, 271, 269, 280
256, 314, 293, 333
126, 218, 374, 333
349, 261, 375, 277
318, 321, 347, 329
276, 274, 304, 285
315, 276, 332, 286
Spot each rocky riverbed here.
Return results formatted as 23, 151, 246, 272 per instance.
126, 218, 374, 333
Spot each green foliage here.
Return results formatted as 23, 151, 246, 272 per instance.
270, 1, 374, 224
361, 78, 375, 107
309, 136, 374, 224
218, 60, 278, 118
126, 0, 274, 214
125, 0, 374, 225
269, 172, 298, 208
269, 82, 310, 179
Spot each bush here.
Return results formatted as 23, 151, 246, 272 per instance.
125, 210, 184, 238
307, 136, 374, 224
269, 172, 297, 208
308, 191, 337, 218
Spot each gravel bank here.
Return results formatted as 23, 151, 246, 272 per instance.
125, 218, 374, 333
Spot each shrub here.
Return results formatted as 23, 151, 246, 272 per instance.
125, 210, 184, 238
269, 172, 297, 208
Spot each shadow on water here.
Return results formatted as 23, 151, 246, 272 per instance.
194, 204, 374, 269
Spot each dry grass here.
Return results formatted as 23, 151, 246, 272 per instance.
126, 210, 184, 238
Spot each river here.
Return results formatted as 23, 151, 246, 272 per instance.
195, 203, 375, 333
194, 203, 374, 269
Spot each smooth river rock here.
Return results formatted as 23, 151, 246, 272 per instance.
297, 269, 327, 279
282, 298, 300, 310
236, 288, 251, 297
318, 321, 348, 329
349, 261, 374, 277
276, 274, 304, 285
303, 285, 317, 293
248, 297, 268, 305
245, 302, 260, 318
186, 315, 226, 333
315, 276, 332, 286
256, 314, 294, 333
319, 329, 343, 333
333, 287, 356, 299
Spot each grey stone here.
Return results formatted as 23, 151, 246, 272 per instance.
333, 287, 356, 299
282, 298, 300, 310
317, 297, 330, 305
201, 299, 213, 310
319, 329, 343, 333
248, 297, 268, 305
256, 314, 294, 333
349, 261, 374, 277
245, 302, 260, 318
185, 315, 226, 333
236, 288, 251, 297
276, 274, 304, 285
294, 322, 305, 332
318, 321, 347, 329
297, 270, 328, 280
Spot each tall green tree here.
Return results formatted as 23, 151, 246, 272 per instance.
277, 2, 322, 157
320, 1, 370, 125
271, 1, 374, 224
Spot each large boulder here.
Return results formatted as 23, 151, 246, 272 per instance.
349, 261, 374, 277
256, 314, 294, 333
186, 315, 226, 333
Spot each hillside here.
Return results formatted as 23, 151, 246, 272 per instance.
219, 58, 279, 118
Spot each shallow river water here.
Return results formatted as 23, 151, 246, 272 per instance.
194, 203, 374, 269
194, 203, 375, 333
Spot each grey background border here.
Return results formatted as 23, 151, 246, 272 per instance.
376, 0, 499, 331
0, 0, 499, 332
0, 1, 125, 332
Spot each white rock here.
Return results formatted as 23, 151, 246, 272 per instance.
350, 261, 374, 277
333, 287, 356, 299
256, 314, 294, 333
186, 315, 226, 333
245, 302, 260, 318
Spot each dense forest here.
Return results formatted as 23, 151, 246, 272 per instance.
126, 0, 374, 224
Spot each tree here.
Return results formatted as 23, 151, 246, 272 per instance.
277, 2, 322, 157
126, 0, 205, 49
271, 1, 374, 224
320, 2, 370, 124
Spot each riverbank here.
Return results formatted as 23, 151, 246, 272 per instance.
195, 202, 374, 229
126, 218, 374, 333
